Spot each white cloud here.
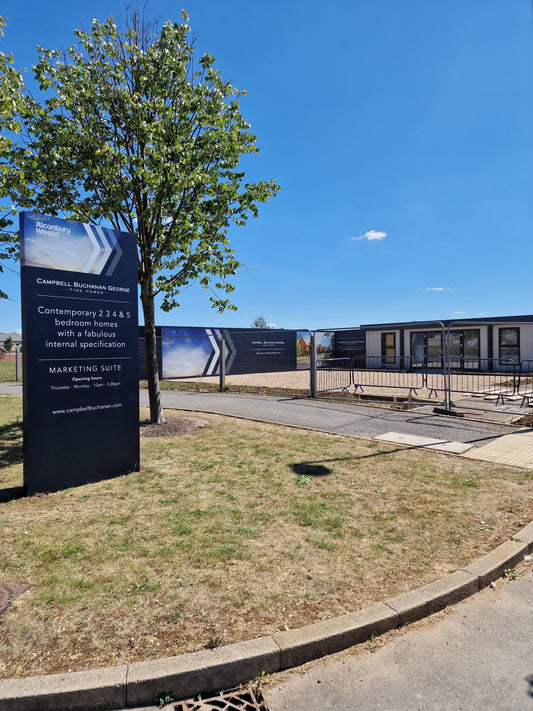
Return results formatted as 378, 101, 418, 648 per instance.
454, 311, 467, 315
352, 229, 387, 241
424, 287, 452, 292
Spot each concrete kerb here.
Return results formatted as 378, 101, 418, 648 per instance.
1, 525, 532, 711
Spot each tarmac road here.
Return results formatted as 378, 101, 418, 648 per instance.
140, 389, 517, 448
263, 564, 533, 711
0, 381, 517, 447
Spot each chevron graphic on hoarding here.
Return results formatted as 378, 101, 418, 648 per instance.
203, 329, 238, 376
223, 330, 237, 372
205, 329, 221, 376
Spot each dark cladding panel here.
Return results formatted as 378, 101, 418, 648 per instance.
333, 329, 366, 359
225, 330, 297, 374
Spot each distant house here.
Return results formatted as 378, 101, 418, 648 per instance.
298, 336, 310, 356
0, 331, 22, 362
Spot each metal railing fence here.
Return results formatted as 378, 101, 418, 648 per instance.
312, 351, 527, 412
315, 356, 424, 396
316, 358, 351, 393
424, 358, 517, 403
518, 360, 533, 401
352, 356, 424, 394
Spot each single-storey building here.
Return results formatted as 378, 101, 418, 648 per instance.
333, 315, 533, 371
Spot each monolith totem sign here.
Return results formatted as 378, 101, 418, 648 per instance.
20, 212, 139, 495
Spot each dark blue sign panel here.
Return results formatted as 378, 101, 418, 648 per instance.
333, 329, 366, 359
20, 212, 139, 495
160, 327, 296, 378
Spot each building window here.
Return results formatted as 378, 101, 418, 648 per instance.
449, 329, 480, 369
499, 327, 520, 364
381, 332, 396, 365
410, 331, 442, 368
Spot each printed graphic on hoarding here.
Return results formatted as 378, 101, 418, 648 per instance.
161, 327, 234, 378
161, 327, 295, 378
20, 212, 139, 496
296, 331, 332, 369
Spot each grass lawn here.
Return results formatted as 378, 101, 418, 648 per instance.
0, 361, 21, 383
0, 394, 531, 679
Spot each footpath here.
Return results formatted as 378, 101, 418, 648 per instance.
0, 384, 532, 710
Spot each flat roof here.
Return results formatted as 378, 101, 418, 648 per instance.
360, 315, 533, 331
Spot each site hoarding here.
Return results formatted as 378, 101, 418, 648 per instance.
20, 212, 139, 495
333, 329, 366, 360
160, 327, 297, 378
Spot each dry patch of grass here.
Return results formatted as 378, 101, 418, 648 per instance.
0, 394, 531, 679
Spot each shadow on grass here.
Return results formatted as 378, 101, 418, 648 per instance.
0, 421, 23, 468
0, 486, 25, 503
289, 443, 446, 472
292, 462, 332, 477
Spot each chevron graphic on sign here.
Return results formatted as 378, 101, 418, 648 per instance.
105, 238, 123, 276
83, 224, 117, 274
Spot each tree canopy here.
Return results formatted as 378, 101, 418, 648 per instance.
251, 315, 272, 329
0, 11, 279, 421
0, 16, 24, 299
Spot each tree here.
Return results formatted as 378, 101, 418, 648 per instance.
0, 11, 279, 421
0, 16, 24, 299
251, 315, 272, 329
3, 335, 13, 352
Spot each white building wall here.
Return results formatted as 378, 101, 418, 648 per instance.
366, 331, 381, 359
520, 325, 533, 363
493, 323, 533, 365
365, 330, 401, 367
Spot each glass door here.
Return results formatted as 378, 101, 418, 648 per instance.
410, 332, 424, 367
427, 332, 442, 369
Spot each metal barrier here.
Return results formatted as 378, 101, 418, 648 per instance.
312, 351, 523, 410
315, 356, 425, 397
316, 357, 352, 393
518, 360, 533, 403
352, 356, 424, 395
443, 358, 516, 404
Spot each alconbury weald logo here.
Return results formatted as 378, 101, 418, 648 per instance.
22, 213, 123, 276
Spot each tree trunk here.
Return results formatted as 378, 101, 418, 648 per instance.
140, 278, 164, 424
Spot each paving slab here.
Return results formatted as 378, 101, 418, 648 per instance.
462, 431, 533, 469
374, 431, 474, 454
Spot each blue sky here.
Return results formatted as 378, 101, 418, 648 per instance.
1, 0, 532, 332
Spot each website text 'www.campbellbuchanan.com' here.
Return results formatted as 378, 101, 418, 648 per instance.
52, 403, 123, 415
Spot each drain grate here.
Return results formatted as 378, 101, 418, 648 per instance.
0, 583, 30, 616
173, 685, 269, 711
